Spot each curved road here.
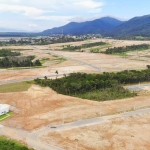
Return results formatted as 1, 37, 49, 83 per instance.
0, 108, 150, 150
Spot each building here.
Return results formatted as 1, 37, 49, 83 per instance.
0, 104, 10, 116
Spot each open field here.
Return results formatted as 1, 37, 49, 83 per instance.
0, 39, 150, 149
0, 39, 150, 84
40, 112, 150, 150
0, 85, 150, 131
0, 81, 33, 93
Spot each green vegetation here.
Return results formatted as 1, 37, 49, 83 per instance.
77, 86, 135, 101
104, 44, 150, 54
0, 49, 20, 57
90, 44, 110, 53
40, 58, 50, 64
0, 56, 42, 68
0, 136, 34, 150
0, 112, 13, 121
34, 68, 150, 101
52, 55, 67, 63
0, 81, 33, 93
62, 41, 107, 51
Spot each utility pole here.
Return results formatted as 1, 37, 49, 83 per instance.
75, 139, 78, 150
62, 112, 65, 124
100, 107, 102, 117
62, 29, 64, 36
134, 103, 136, 111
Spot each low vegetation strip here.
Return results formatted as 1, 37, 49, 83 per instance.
104, 44, 150, 54
0, 112, 13, 121
0, 136, 34, 150
0, 56, 41, 68
62, 41, 107, 51
0, 49, 20, 57
0, 81, 33, 93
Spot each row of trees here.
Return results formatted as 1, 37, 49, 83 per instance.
105, 44, 150, 54
34, 68, 150, 97
0, 56, 41, 68
62, 41, 106, 51
0, 49, 21, 57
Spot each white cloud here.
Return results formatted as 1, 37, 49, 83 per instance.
0, 0, 105, 31
0, 4, 44, 17
28, 24, 38, 28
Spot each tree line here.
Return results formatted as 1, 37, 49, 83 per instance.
62, 41, 107, 51
0, 56, 41, 68
104, 44, 150, 54
0, 49, 21, 57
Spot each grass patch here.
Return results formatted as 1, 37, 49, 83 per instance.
76, 87, 136, 101
90, 44, 111, 53
0, 81, 34, 93
52, 55, 67, 64
0, 112, 13, 121
0, 136, 34, 150
40, 58, 50, 64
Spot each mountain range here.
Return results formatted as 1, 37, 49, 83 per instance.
0, 14, 150, 37
41, 14, 150, 37
41, 17, 124, 36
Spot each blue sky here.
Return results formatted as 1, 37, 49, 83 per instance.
0, 0, 150, 32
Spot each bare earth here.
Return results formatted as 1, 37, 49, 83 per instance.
0, 39, 150, 82
0, 39, 150, 149
40, 113, 150, 150
0, 85, 150, 131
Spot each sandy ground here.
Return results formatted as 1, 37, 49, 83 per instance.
0, 85, 150, 131
40, 113, 150, 150
0, 39, 150, 149
0, 39, 150, 83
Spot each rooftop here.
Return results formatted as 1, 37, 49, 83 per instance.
0, 104, 10, 109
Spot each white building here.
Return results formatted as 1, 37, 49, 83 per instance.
0, 104, 10, 116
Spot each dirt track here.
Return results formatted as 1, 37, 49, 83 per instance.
40, 113, 150, 150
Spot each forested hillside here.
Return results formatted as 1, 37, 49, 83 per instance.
106, 15, 150, 37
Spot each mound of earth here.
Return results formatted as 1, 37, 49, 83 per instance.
0, 85, 150, 131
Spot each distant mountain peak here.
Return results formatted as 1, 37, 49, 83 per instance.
107, 14, 150, 37
41, 17, 124, 36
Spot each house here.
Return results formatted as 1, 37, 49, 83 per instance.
0, 104, 10, 116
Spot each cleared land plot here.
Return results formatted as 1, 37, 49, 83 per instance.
48, 51, 148, 72
0, 85, 150, 130
40, 113, 150, 150
0, 39, 150, 83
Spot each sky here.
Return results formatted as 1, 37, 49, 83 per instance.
0, 0, 150, 32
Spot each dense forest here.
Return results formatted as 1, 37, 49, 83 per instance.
62, 41, 107, 51
34, 68, 150, 101
0, 136, 34, 150
104, 44, 150, 54
0, 49, 21, 57
0, 56, 41, 68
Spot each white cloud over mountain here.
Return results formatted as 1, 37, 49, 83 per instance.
0, 0, 104, 31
